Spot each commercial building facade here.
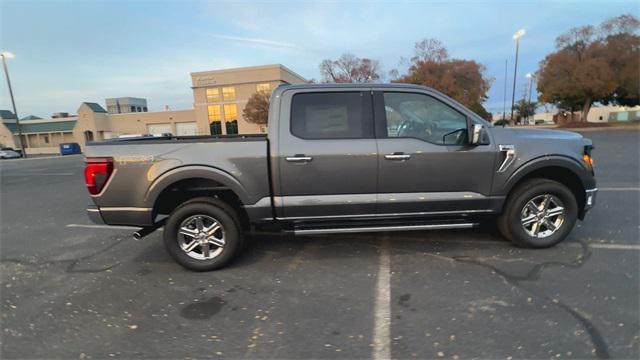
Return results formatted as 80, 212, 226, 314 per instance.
0, 64, 306, 153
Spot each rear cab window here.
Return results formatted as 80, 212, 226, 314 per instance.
290, 92, 373, 139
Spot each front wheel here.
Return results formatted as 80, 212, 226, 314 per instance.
498, 178, 578, 248
163, 197, 243, 271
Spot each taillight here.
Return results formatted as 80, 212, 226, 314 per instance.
84, 157, 114, 195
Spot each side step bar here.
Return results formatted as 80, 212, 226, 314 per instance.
293, 222, 478, 235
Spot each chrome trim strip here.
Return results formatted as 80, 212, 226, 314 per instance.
99, 207, 152, 212
294, 223, 478, 235
277, 209, 492, 221
586, 188, 598, 193
497, 144, 516, 173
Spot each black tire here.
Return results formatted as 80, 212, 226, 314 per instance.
497, 178, 578, 248
163, 197, 243, 271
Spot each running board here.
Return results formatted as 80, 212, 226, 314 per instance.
293, 222, 478, 235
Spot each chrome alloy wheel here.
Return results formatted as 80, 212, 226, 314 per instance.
178, 215, 225, 260
520, 194, 565, 239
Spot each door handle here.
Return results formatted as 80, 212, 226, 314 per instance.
286, 155, 313, 163
384, 153, 411, 160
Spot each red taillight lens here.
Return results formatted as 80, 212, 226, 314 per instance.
84, 157, 114, 195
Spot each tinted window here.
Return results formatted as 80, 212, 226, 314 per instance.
291, 92, 369, 139
383, 92, 467, 145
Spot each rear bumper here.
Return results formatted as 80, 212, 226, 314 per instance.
86, 204, 154, 226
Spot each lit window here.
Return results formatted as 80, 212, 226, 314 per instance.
256, 83, 270, 93
222, 87, 236, 101
206, 88, 220, 103
223, 104, 237, 120
207, 105, 221, 122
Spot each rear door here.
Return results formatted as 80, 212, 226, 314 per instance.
274, 89, 377, 219
374, 90, 497, 215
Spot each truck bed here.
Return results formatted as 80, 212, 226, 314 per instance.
85, 134, 270, 226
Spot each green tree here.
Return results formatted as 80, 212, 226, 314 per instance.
515, 99, 537, 122
243, 91, 270, 126
537, 14, 639, 123
394, 38, 493, 119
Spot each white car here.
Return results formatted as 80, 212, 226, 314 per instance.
0, 149, 21, 159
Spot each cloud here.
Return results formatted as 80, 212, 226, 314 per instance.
211, 34, 299, 49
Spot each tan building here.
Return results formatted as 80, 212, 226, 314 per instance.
191, 64, 306, 135
0, 64, 306, 153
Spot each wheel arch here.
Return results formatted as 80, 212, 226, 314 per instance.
503, 156, 590, 218
145, 166, 251, 229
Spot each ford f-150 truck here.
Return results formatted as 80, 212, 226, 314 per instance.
84, 83, 597, 271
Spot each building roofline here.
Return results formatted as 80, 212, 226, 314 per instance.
190, 64, 306, 81
15, 117, 77, 124
108, 108, 194, 117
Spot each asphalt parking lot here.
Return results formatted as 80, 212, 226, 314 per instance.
1, 129, 638, 359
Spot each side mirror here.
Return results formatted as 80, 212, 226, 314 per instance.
470, 124, 490, 145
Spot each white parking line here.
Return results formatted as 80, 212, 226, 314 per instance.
599, 187, 640, 191
373, 233, 391, 360
3, 173, 74, 176
0, 154, 82, 162
588, 243, 640, 250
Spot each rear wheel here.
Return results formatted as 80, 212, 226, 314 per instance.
163, 197, 243, 271
498, 178, 578, 248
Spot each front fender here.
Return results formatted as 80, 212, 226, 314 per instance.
143, 165, 252, 208
502, 155, 594, 195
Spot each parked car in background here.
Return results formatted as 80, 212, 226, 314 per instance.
1, 147, 22, 156
0, 149, 22, 159
83, 83, 597, 271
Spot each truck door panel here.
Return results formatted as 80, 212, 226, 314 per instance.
276, 90, 378, 219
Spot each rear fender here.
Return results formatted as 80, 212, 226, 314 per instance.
143, 165, 250, 209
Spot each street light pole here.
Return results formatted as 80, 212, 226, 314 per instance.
510, 29, 525, 126
1, 52, 26, 157
502, 59, 508, 122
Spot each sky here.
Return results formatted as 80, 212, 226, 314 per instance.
1, 0, 638, 118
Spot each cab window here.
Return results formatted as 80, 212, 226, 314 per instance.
291, 92, 372, 139
383, 92, 468, 145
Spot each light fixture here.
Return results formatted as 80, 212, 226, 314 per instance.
513, 29, 526, 40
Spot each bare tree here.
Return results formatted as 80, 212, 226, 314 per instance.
412, 38, 449, 63
319, 53, 382, 83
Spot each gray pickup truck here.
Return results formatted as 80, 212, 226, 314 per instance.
84, 83, 597, 271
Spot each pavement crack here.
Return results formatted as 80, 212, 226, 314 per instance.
452, 240, 610, 359
1, 238, 126, 274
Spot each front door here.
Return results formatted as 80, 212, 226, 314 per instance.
276, 90, 377, 219
374, 90, 497, 216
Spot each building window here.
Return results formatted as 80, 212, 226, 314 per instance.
210, 121, 222, 135
223, 104, 237, 121
222, 87, 236, 101
206, 88, 220, 103
43, 135, 49, 144
256, 83, 271, 93
143, 107, 148, 112
130, 106, 136, 112
207, 105, 221, 122
226, 120, 238, 135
